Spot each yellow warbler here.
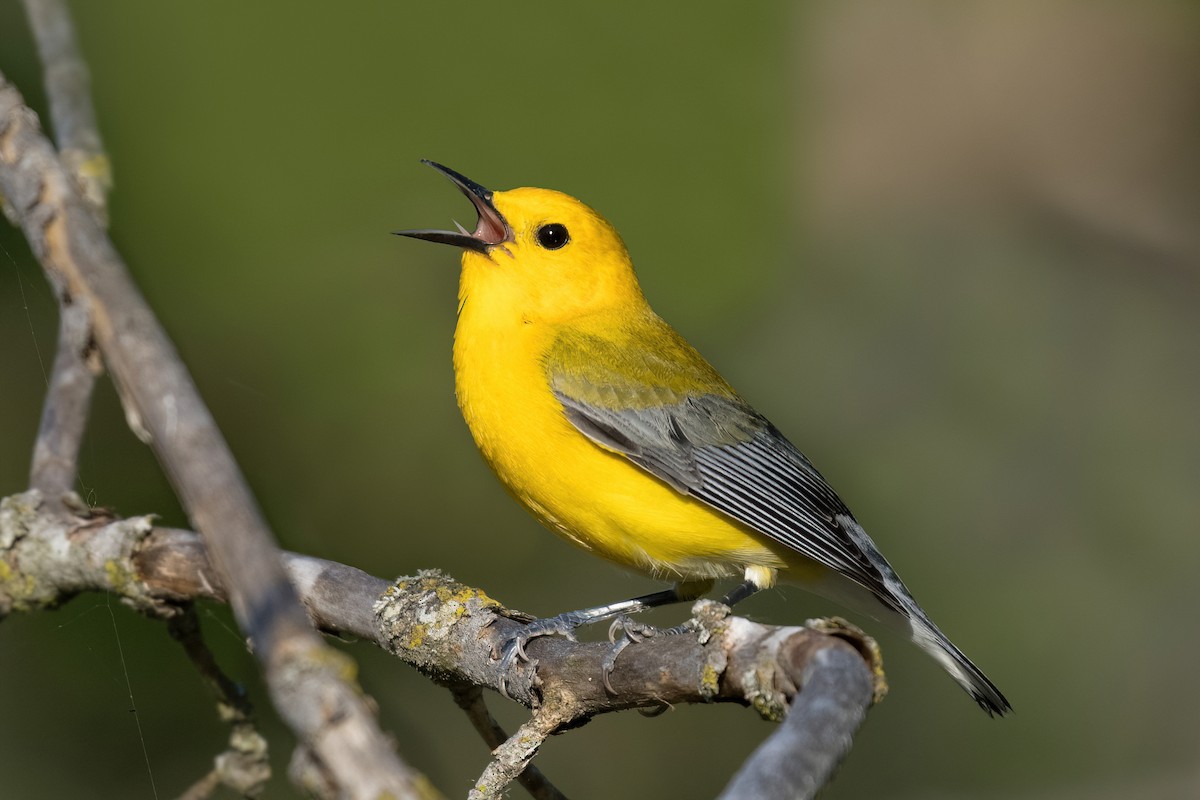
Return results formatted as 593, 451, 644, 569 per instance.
396, 161, 1009, 715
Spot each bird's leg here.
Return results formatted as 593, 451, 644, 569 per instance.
495, 581, 711, 695
614, 578, 761, 640
718, 578, 761, 608
600, 578, 765, 692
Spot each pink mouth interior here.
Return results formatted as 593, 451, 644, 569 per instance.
471, 196, 509, 245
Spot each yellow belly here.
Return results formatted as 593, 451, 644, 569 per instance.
453, 315, 787, 583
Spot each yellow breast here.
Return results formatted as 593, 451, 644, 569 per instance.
452, 278, 784, 583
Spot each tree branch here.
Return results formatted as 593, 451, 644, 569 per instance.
27, 297, 99, 500
718, 644, 874, 799
449, 683, 568, 800
0, 74, 429, 799
167, 606, 271, 798
20, 0, 111, 222
17, 0, 106, 504
1, 490, 884, 798
468, 709, 564, 800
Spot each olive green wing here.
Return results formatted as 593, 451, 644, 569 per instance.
546, 321, 895, 603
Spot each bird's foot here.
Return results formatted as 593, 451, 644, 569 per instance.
601, 615, 698, 694
494, 611, 594, 698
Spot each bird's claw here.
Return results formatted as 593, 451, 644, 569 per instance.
494, 614, 585, 698
601, 615, 660, 693
606, 614, 660, 644
601, 615, 696, 694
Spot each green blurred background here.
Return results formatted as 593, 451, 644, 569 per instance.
2, 1, 1199, 797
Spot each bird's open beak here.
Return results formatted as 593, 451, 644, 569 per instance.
393, 160, 511, 253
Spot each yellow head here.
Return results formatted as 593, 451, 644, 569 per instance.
396, 162, 645, 325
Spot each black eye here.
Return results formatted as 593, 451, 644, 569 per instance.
535, 223, 570, 250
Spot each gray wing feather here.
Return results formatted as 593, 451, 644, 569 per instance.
560, 398, 700, 493
553, 387, 897, 602
556, 392, 756, 493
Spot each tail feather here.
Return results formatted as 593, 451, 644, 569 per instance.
792, 560, 1012, 715
832, 515, 1011, 715
905, 603, 1011, 716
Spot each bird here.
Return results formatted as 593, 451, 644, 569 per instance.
395, 160, 1010, 716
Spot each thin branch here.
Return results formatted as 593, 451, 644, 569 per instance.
175, 771, 221, 800
167, 606, 271, 798
450, 684, 568, 800
718, 643, 874, 800
0, 76, 429, 799
20, 0, 106, 501
469, 710, 565, 800
136, 525, 390, 641
27, 297, 99, 500
20, 0, 111, 222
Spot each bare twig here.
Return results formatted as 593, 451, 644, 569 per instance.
0, 76, 429, 799
450, 684, 568, 800
136, 525, 391, 641
175, 770, 221, 800
20, 0, 111, 222
27, 297, 99, 500
469, 710, 565, 800
167, 606, 271, 798
718, 643, 874, 800
19, 0, 106, 503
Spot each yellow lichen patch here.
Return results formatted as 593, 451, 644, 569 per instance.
749, 690, 787, 723
104, 559, 134, 594
418, 574, 444, 593
0, 559, 43, 611
309, 645, 359, 684
448, 585, 499, 612
79, 153, 112, 182
408, 623, 428, 649
699, 663, 721, 699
